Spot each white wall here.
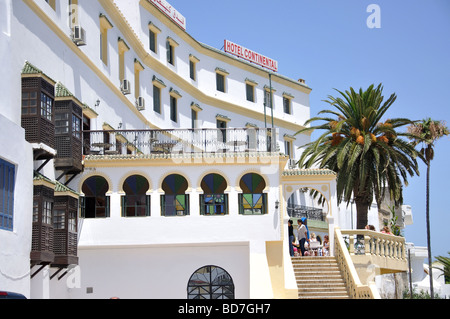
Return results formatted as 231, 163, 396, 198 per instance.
61, 243, 250, 299
0, 115, 33, 297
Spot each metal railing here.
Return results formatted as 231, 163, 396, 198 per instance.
286, 204, 324, 221
82, 128, 278, 156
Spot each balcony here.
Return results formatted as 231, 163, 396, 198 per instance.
82, 128, 278, 157
287, 204, 325, 221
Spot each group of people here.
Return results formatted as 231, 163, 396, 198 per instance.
288, 218, 329, 257
365, 224, 394, 235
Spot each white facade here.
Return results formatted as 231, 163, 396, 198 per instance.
1, 0, 417, 300
0, 0, 317, 299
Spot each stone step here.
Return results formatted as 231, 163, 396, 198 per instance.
291, 256, 351, 299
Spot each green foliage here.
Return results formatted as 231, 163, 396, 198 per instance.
296, 84, 420, 228
434, 252, 450, 284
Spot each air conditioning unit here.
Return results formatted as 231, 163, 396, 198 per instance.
136, 97, 145, 111
72, 25, 86, 46
288, 159, 297, 169
121, 79, 131, 95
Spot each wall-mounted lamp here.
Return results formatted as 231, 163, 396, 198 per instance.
275, 200, 280, 210
95, 99, 100, 108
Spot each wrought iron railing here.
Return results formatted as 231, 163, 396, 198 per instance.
82, 128, 278, 156
286, 204, 324, 221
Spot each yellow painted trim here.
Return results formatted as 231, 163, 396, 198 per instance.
148, 22, 161, 34
33, 179, 55, 189
138, 0, 312, 95
266, 241, 298, 299
22, 0, 157, 130
101, 0, 310, 132
46, 0, 56, 11
55, 191, 79, 200
21, 73, 56, 87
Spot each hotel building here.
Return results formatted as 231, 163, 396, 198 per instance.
1, 0, 410, 299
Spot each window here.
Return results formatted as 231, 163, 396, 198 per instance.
0, 159, 15, 231
21, 91, 38, 115
149, 30, 157, 53
118, 38, 130, 82
216, 73, 225, 92
40, 92, 53, 121
134, 59, 144, 99
216, 119, 227, 143
215, 68, 229, 93
264, 89, 273, 109
166, 37, 179, 66
161, 174, 189, 216
148, 22, 161, 54
246, 83, 254, 102
169, 88, 182, 123
187, 266, 235, 299
153, 85, 161, 113
72, 114, 81, 139
81, 176, 110, 218
170, 96, 177, 122
283, 93, 293, 114
152, 75, 166, 114
238, 173, 267, 215
189, 60, 195, 80
285, 140, 292, 158
200, 174, 228, 215
189, 55, 200, 81
99, 14, 113, 65
191, 109, 197, 129
191, 102, 202, 129
167, 43, 174, 65
122, 175, 150, 217
53, 209, 65, 229
55, 113, 69, 135
245, 79, 257, 102
283, 97, 291, 114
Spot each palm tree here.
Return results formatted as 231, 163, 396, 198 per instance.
407, 118, 449, 299
296, 84, 420, 229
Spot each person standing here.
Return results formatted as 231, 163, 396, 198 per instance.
297, 219, 308, 256
288, 220, 295, 257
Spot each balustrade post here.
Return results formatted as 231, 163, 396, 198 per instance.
349, 235, 355, 255
364, 235, 371, 256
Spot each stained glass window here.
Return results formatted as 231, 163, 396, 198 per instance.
122, 175, 150, 217
161, 174, 189, 216
239, 173, 267, 215
200, 174, 228, 215
187, 266, 235, 299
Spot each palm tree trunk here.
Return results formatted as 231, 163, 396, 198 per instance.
355, 197, 369, 229
426, 160, 434, 298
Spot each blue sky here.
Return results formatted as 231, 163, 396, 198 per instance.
169, 0, 450, 259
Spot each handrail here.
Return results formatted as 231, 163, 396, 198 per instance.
81, 128, 278, 156
340, 229, 407, 262
334, 227, 380, 299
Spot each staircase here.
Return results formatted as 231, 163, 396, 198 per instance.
291, 256, 351, 299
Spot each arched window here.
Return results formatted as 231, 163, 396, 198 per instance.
200, 174, 228, 215
121, 175, 150, 217
81, 176, 109, 218
239, 173, 267, 215
161, 174, 189, 216
187, 265, 235, 299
